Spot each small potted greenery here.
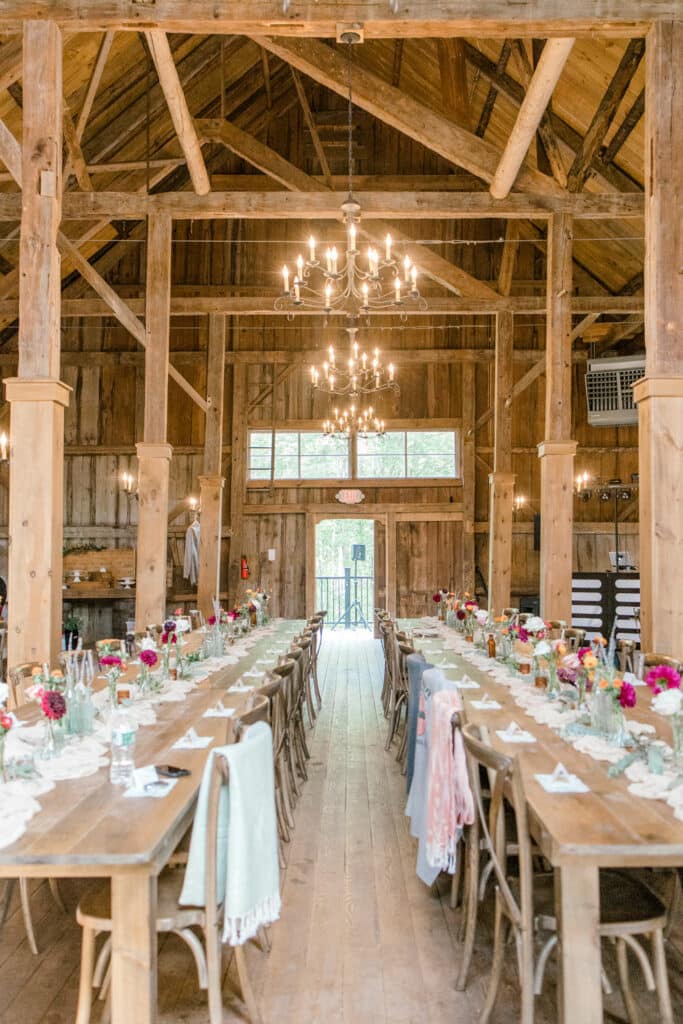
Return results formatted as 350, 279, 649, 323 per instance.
63, 612, 82, 651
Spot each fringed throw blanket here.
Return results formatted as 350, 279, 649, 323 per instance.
425, 690, 474, 873
180, 721, 281, 945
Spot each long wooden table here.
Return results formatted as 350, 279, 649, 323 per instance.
408, 623, 683, 1024
0, 620, 301, 1024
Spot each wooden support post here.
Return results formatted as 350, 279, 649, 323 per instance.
635, 21, 683, 659
228, 362, 248, 604
305, 512, 316, 618
488, 310, 515, 614
539, 213, 576, 623
135, 214, 172, 629
6, 21, 66, 667
197, 314, 226, 618
385, 510, 397, 617
462, 359, 476, 595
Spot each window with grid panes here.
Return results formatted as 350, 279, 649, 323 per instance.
248, 430, 351, 480
356, 430, 458, 479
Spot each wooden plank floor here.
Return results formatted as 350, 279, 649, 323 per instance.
2, 631, 683, 1022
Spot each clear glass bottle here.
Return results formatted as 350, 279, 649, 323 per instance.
109, 705, 137, 785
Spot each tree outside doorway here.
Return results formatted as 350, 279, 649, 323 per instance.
315, 519, 375, 630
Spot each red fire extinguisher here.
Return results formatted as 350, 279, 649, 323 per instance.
240, 555, 250, 580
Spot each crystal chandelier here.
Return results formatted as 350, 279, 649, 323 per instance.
310, 323, 398, 399
276, 39, 426, 318
323, 403, 386, 440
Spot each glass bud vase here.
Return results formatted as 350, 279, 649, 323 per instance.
41, 718, 60, 760
670, 713, 683, 769
591, 688, 627, 746
0, 732, 5, 782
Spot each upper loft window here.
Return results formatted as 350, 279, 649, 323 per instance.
248, 430, 350, 481
356, 430, 459, 479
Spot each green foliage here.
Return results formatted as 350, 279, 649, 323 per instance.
63, 542, 106, 556
315, 518, 375, 577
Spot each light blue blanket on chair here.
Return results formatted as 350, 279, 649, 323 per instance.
179, 720, 281, 946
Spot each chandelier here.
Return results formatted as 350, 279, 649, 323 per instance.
323, 403, 386, 440
309, 323, 398, 399
276, 38, 426, 319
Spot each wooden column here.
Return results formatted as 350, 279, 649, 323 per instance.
538, 213, 576, 623
385, 511, 397, 617
197, 314, 226, 618
228, 362, 248, 603
135, 213, 172, 629
5, 21, 66, 666
635, 20, 683, 658
488, 310, 515, 614
461, 359, 476, 595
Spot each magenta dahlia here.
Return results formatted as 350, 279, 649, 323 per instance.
645, 664, 681, 695
41, 690, 67, 721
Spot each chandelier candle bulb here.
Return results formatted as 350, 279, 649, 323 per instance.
0, 432, 7, 461
411, 265, 418, 291
394, 277, 401, 302
385, 234, 392, 260
389, 363, 394, 382
325, 283, 332, 310
404, 255, 411, 282
309, 236, 316, 261
282, 265, 289, 293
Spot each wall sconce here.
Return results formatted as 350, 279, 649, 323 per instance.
188, 495, 199, 512
121, 471, 137, 497
0, 432, 8, 464
513, 494, 527, 514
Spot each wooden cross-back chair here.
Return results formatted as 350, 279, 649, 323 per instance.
75, 699, 272, 1024
563, 627, 586, 652
7, 661, 41, 710
462, 722, 673, 1024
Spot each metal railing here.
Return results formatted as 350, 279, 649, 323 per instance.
316, 571, 373, 630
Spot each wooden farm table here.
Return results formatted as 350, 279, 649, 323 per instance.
410, 626, 683, 1024
0, 620, 302, 1024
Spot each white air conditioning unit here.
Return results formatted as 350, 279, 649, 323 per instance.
584, 355, 644, 426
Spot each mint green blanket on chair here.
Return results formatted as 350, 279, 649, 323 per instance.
179, 720, 281, 945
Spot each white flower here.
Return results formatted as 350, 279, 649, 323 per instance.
524, 616, 546, 634
141, 637, 157, 651
652, 688, 683, 717
534, 640, 551, 657
475, 609, 489, 625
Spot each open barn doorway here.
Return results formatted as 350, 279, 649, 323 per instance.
315, 518, 375, 630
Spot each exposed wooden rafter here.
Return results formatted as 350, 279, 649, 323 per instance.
476, 39, 513, 138
566, 38, 646, 191
513, 39, 567, 186
146, 29, 211, 196
489, 36, 574, 199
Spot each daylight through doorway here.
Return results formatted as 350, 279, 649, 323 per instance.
315, 519, 375, 631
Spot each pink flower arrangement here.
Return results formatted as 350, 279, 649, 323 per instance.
207, 615, 217, 626
161, 631, 177, 645
456, 608, 466, 621
432, 592, 442, 604
0, 712, 13, 735
100, 654, 122, 669
619, 680, 638, 708
139, 649, 159, 669
227, 610, 239, 621
41, 690, 67, 721
645, 664, 681, 695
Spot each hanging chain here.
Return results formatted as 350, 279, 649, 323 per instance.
347, 41, 354, 200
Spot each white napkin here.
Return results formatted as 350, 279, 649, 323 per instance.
470, 696, 502, 711
203, 700, 236, 719
123, 765, 179, 799
496, 722, 536, 744
229, 681, 255, 693
173, 726, 213, 750
536, 763, 589, 793
455, 675, 480, 690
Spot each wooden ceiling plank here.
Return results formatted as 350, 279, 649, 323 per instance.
146, 29, 210, 196
513, 39, 567, 187
252, 36, 562, 198
489, 36, 574, 199
476, 39, 513, 138
437, 39, 471, 130
566, 38, 646, 192
290, 67, 334, 188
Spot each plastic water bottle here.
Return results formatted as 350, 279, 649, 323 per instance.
109, 705, 137, 785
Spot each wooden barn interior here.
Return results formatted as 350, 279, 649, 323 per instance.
0, 3, 681, 1024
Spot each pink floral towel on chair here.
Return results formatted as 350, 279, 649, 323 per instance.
426, 689, 474, 873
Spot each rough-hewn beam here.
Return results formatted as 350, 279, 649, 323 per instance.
476, 39, 513, 138
75, 31, 114, 140
253, 36, 563, 197
62, 101, 92, 190
600, 88, 644, 167
0, 36, 22, 93
566, 38, 646, 192
0, 116, 21, 186
56, 230, 209, 412
0, 4, 669, 36
497, 221, 519, 296
146, 29, 210, 196
290, 68, 333, 188
490, 37, 574, 199
50, 188, 644, 223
